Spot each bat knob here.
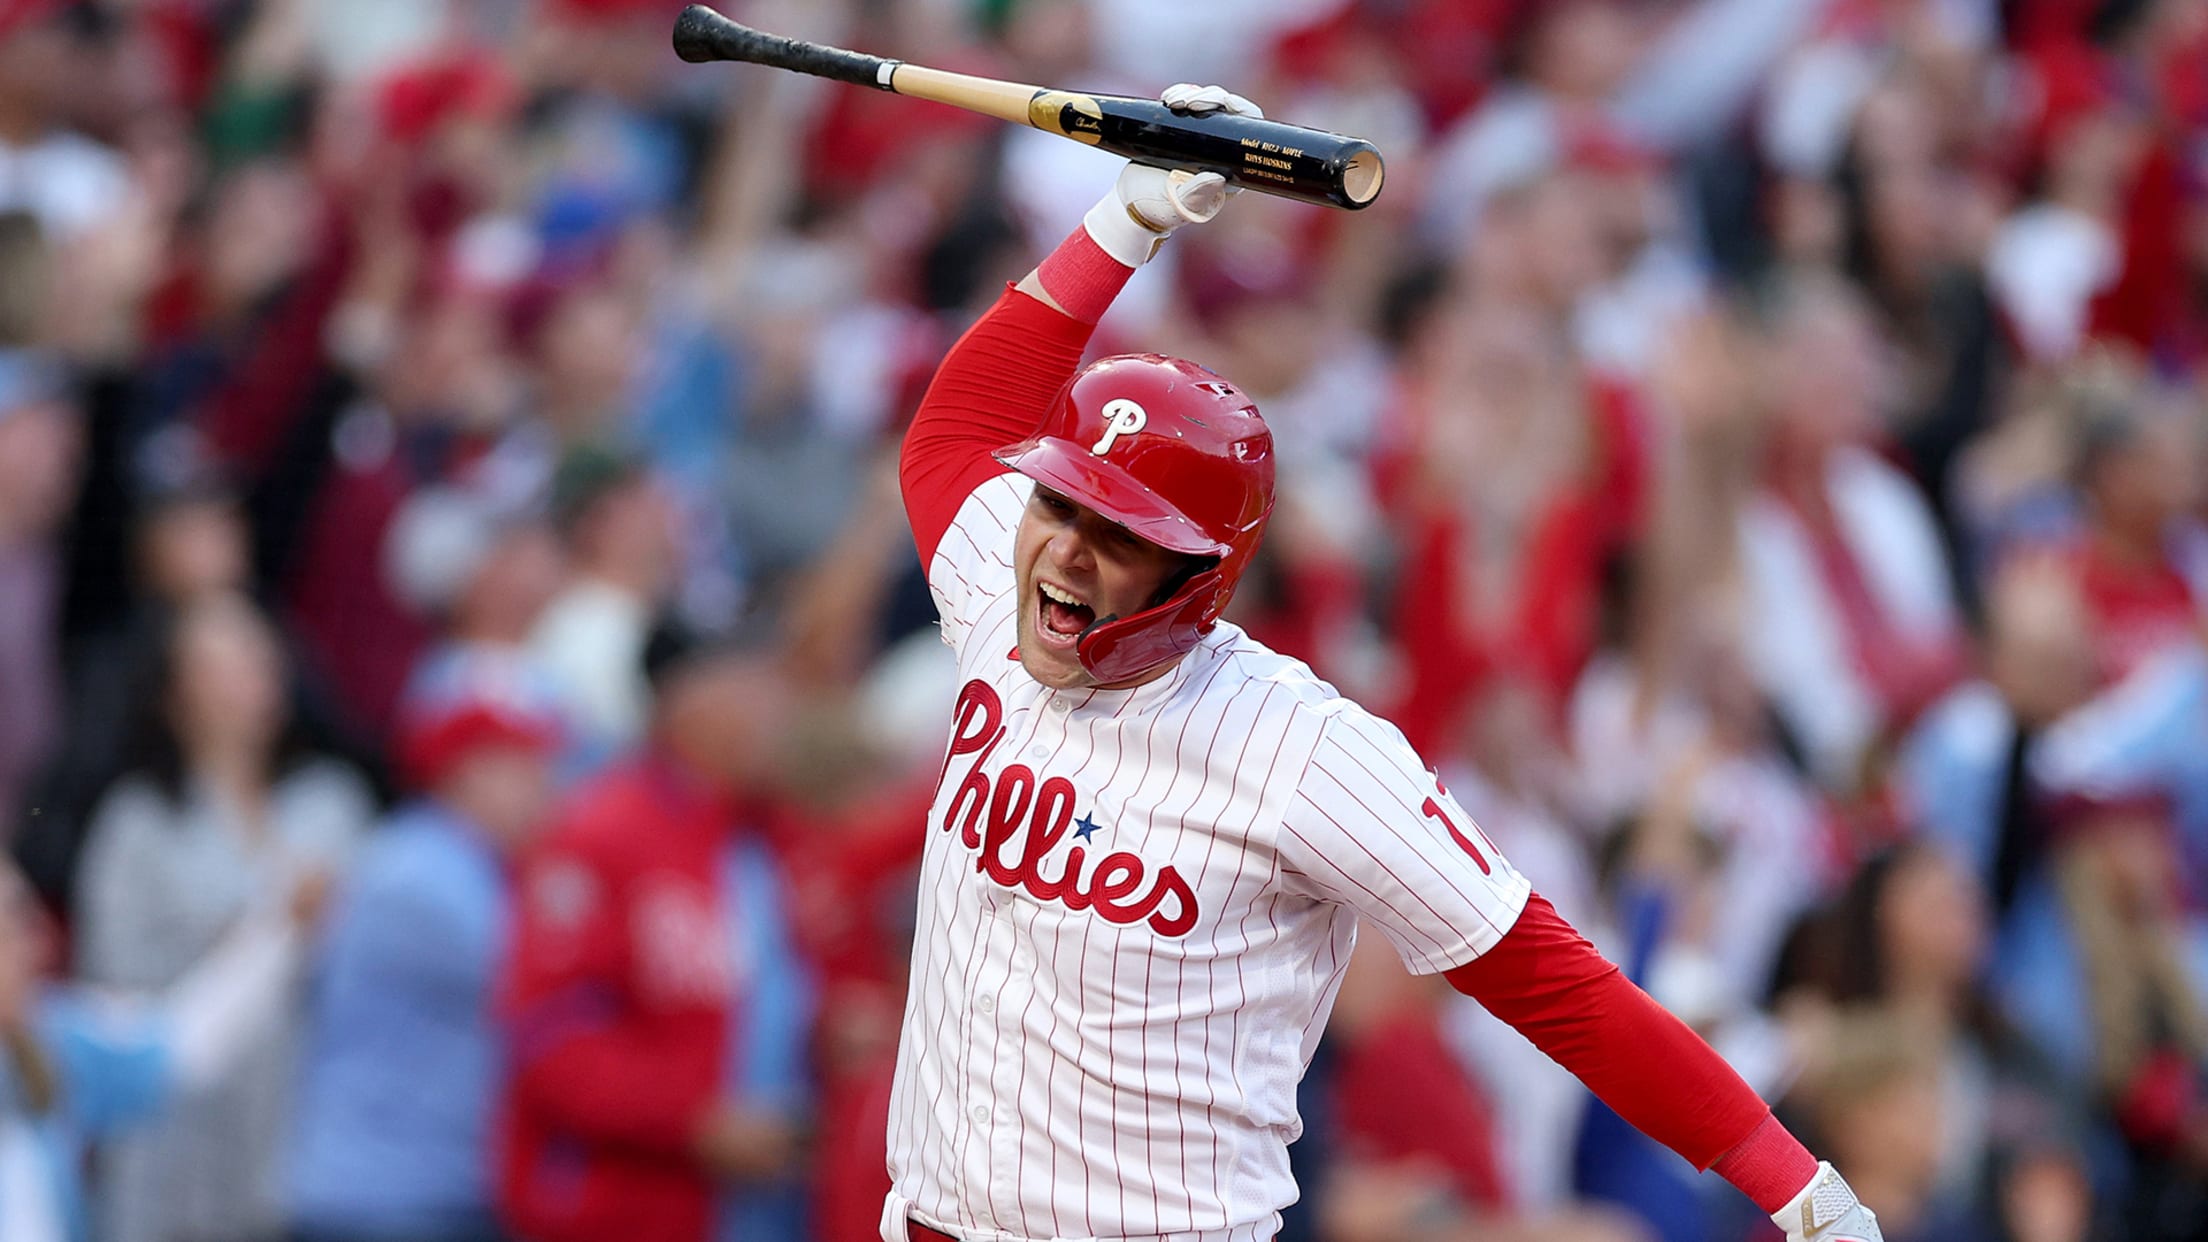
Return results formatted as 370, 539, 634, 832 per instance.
673, 5, 738, 64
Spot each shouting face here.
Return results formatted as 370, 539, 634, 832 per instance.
1012, 485, 1192, 690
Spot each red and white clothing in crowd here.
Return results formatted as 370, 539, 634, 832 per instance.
2068, 536, 2205, 689
497, 757, 808, 1242
1739, 444, 1965, 789
1376, 376, 1650, 755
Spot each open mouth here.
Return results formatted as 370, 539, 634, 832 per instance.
1036, 581, 1096, 648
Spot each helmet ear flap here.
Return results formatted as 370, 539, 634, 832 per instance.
1147, 554, 1221, 610
1075, 564, 1232, 684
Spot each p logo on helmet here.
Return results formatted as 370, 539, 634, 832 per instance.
1090, 399, 1148, 455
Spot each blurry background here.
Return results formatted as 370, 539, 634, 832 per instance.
0, 0, 2206, 1240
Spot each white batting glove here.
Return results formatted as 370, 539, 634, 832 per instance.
1775, 1163, 1883, 1242
1161, 82, 1263, 120
1082, 83, 1262, 267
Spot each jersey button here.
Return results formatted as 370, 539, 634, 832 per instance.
1050, 698, 1070, 713
977, 995, 995, 1014
971, 1104, 991, 1124
1028, 745, 1047, 759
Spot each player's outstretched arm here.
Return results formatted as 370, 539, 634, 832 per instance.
1445, 897, 1882, 1242
898, 85, 1258, 569
1279, 707, 1878, 1241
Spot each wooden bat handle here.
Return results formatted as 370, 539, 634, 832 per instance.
882, 64, 1042, 127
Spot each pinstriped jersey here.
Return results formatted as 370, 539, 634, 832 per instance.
885, 474, 1533, 1242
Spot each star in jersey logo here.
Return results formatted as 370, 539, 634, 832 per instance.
1073, 813, 1103, 842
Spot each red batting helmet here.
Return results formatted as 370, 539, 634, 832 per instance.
993, 354, 1274, 685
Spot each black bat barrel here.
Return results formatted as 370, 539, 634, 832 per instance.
1058, 95, 1384, 211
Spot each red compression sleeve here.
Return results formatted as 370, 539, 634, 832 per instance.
900, 285, 1095, 567
1710, 1113, 1820, 1213
1444, 894, 1788, 1174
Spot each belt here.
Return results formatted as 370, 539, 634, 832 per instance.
907, 1219, 1273, 1242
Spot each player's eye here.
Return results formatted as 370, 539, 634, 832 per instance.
1036, 492, 1075, 518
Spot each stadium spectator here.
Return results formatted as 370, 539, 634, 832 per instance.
385, 478, 569, 783
285, 252, 544, 740
497, 630, 813, 1242
2059, 388, 2206, 688
71, 591, 371, 1242
1790, 1010, 1995, 1242
762, 723, 930, 1242
0, 349, 79, 842
16, 457, 255, 908
1897, 553, 2104, 1079
1380, 281, 1645, 753
1735, 272, 1966, 795
1569, 593, 1830, 1005
2054, 807, 2208, 1239
1772, 841, 2092, 1237
529, 447, 679, 772
0, 856, 316, 1242
287, 664, 562, 1242
0, 1, 136, 243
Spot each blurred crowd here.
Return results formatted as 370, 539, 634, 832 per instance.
2, 0, 2207, 1240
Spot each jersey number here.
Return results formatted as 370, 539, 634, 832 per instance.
1420, 794, 1493, 875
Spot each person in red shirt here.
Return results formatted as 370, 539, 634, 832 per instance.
2065, 400, 2204, 688
497, 629, 814, 1242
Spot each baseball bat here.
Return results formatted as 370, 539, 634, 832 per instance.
671, 5, 1384, 211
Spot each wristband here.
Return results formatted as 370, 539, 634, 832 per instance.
1710, 1113, 1820, 1213
1036, 224, 1139, 325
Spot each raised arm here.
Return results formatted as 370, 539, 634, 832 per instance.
898, 85, 1257, 568
896, 282, 1094, 569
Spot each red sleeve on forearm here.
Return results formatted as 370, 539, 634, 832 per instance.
1443, 893, 1774, 1171
900, 285, 1096, 567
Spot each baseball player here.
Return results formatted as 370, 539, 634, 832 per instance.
887, 83, 1881, 1242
